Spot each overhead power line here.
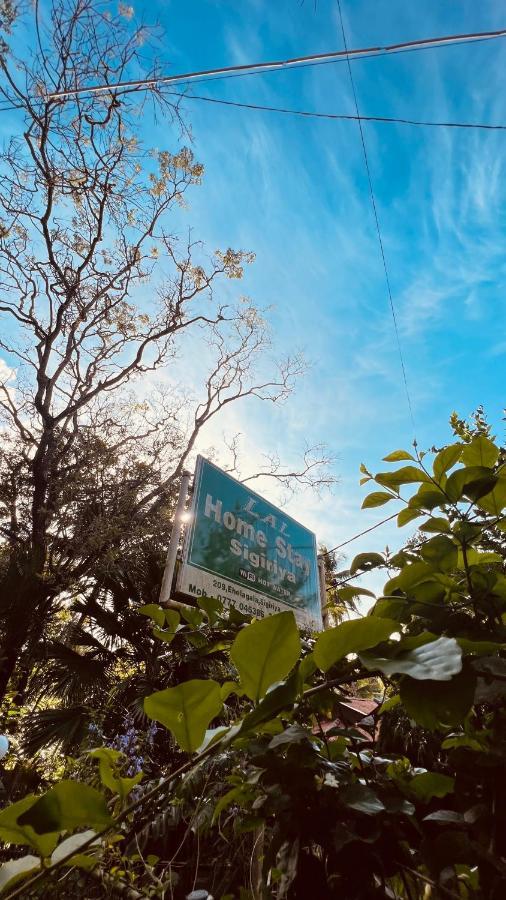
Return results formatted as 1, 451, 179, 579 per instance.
336, 0, 416, 437
320, 512, 398, 558
170, 90, 506, 132
44, 27, 506, 101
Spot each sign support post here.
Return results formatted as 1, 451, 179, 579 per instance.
317, 556, 328, 629
159, 470, 191, 607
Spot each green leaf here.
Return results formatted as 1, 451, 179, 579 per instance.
89, 748, 143, 803
18, 782, 112, 835
138, 604, 165, 627
408, 773, 455, 803
239, 678, 298, 733
362, 491, 395, 509
197, 595, 223, 624
268, 724, 309, 749
0, 796, 59, 857
371, 597, 406, 620
196, 726, 231, 753
165, 609, 181, 630
144, 679, 222, 752
51, 830, 100, 867
423, 810, 464, 824
420, 535, 457, 570
221, 680, 242, 701
180, 605, 205, 628
445, 466, 494, 502
419, 517, 450, 533
89, 748, 122, 794
476, 476, 506, 516
384, 561, 434, 594
397, 507, 422, 527
375, 466, 430, 488
378, 694, 400, 715
298, 653, 317, 685
230, 611, 301, 703
400, 667, 476, 731
408, 486, 447, 511
433, 444, 462, 480
461, 436, 499, 469
314, 617, 398, 672
339, 784, 385, 815
457, 549, 502, 568
152, 609, 181, 643
152, 627, 178, 644
360, 636, 462, 681
349, 552, 384, 576
441, 735, 485, 751
383, 450, 416, 462
0, 855, 40, 894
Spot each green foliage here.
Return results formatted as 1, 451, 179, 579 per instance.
4, 417, 506, 899
17, 782, 112, 835
408, 772, 455, 803
144, 679, 223, 752
230, 611, 301, 702
89, 748, 143, 803
0, 795, 59, 857
400, 668, 477, 730
314, 617, 398, 671
0, 856, 41, 895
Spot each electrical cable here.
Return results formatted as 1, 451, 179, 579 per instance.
319, 512, 399, 558
174, 35, 504, 91
336, 0, 416, 437
44, 27, 506, 101
169, 90, 506, 132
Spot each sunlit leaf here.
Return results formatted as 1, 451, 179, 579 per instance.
433, 444, 462, 480
383, 450, 416, 462
0, 795, 59, 857
360, 636, 462, 681
349, 552, 384, 576
397, 507, 422, 527
314, 618, 398, 672
138, 604, 165, 627
408, 773, 455, 803
230, 612, 300, 703
461, 436, 499, 469
144, 679, 222, 752
362, 491, 395, 509
0, 855, 40, 894
419, 517, 450, 533
18, 782, 112, 835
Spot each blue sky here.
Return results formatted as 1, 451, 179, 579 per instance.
4, 0, 506, 598
134, 0, 506, 588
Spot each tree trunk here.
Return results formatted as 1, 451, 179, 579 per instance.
0, 563, 47, 712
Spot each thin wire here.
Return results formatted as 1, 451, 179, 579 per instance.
336, 0, 416, 438
176, 35, 503, 90
44, 27, 506, 101
170, 90, 506, 132
320, 512, 399, 558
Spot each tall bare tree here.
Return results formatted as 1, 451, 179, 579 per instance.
0, 1, 335, 704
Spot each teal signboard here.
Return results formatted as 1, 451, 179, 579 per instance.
177, 456, 322, 629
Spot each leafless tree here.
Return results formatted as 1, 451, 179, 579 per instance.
0, 0, 335, 702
